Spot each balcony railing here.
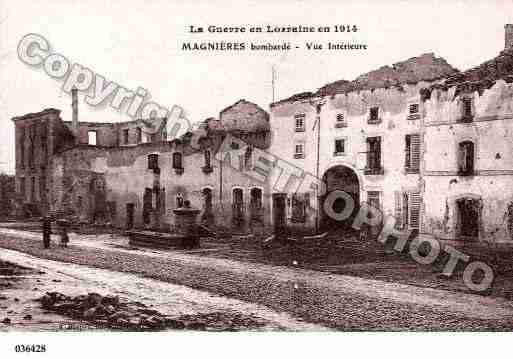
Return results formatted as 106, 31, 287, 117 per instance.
405, 166, 419, 174
202, 165, 213, 174
364, 166, 384, 175
367, 117, 382, 125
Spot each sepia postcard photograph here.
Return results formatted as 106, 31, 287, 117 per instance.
0, 0, 512, 357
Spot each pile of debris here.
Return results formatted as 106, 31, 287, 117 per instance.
38, 292, 270, 331
176, 312, 269, 331
39, 292, 172, 330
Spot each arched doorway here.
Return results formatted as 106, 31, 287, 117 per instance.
454, 195, 482, 240
320, 165, 360, 231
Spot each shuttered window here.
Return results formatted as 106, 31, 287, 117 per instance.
394, 191, 403, 229
405, 134, 421, 173
294, 114, 306, 132
462, 98, 473, 119
365, 137, 382, 174
394, 191, 421, 230
335, 113, 347, 128
408, 192, 421, 229
294, 143, 305, 159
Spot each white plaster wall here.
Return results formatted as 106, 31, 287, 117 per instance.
269, 83, 432, 229
423, 80, 513, 241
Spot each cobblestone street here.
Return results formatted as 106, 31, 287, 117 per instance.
2, 227, 513, 330
0, 247, 323, 331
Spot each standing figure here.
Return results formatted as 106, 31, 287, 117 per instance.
176, 193, 184, 208
58, 220, 70, 248
42, 216, 51, 249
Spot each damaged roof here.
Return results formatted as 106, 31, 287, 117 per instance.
272, 53, 459, 106
209, 99, 270, 133
423, 49, 513, 99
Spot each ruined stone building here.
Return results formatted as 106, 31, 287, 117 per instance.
269, 52, 457, 235
269, 25, 513, 242
13, 25, 513, 242
12, 92, 271, 233
422, 25, 513, 242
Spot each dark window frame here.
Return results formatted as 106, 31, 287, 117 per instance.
202, 150, 213, 174
458, 140, 475, 176
294, 143, 305, 159
365, 136, 383, 174
148, 153, 159, 170
460, 97, 474, 123
123, 128, 129, 145
368, 106, 381, 124
294, 113, 306, 132
334, 138, 345, 155
173, 152, 184, 174
136, 127, 142, 143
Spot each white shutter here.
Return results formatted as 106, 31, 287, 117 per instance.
410, 134, 421, 170
409, 192, 421, 229
394, 191, 403, 229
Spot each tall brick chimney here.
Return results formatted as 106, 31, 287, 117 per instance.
505, 24, 513, 51
71, 86, 79, 139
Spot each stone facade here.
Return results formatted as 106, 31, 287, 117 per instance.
12, 99, 271, 234
268, 26, 513, 242
269, 53, 457, 235
13, 25, 513, 242
422, 48, 513, 242
12, 108, 75, 216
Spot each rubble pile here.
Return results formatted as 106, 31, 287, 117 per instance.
39, 292, 179, 330
38, 292, 270, 331
175, 312, 269, 331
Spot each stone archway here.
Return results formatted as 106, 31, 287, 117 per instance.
320, 165, 360, 231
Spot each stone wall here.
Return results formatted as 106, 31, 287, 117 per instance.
11, 109, 75, 216
49, 133, 272, 232
423, 79, 513, 241
269, 82, 433, 232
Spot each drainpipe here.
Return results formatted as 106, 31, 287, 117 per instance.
310, 98, 326, 234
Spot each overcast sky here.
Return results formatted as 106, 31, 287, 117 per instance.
0, 0, 511, 174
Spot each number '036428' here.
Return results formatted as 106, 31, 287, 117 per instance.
14, 344, 46, 353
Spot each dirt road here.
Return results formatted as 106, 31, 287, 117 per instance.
0, 248, 324, 331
